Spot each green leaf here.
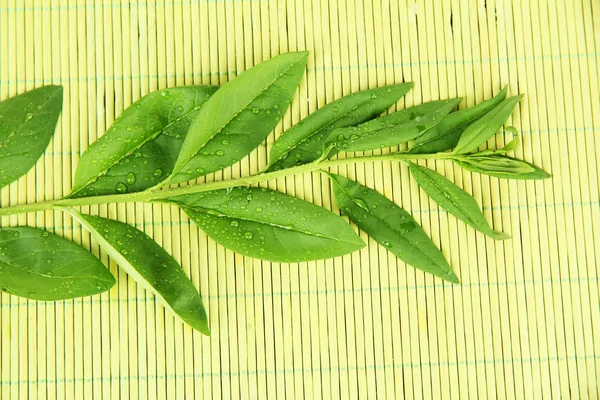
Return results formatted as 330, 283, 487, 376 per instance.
452, 95, 523, 155
409, 86, 507, 154
66, 209, 210, 335
164, 186, 365, 263
327, 173, 459, 283
0, 86, 63, 189
457, 155, 551, 180
0, 226, 115, 300
407, 161, 510, 240
164, 52, 310, 185
326, 98, 461, 152
69, 85, 218, 198
267, 83, 413, 171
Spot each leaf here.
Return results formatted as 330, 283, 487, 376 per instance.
267, 83, 414, 171
0, 226, 115, 300
0, 86, 63, 189
66, 209, 210, 335
407, 161, 510, 240
457, 155, 551, 180
452, 95, 524, 155
409, 86, 508, 154
326, 98, 461, 152
163, 52, 310, 185
69, 85, 218, 198
164, 186, 365, 263
327, 173, 459, 283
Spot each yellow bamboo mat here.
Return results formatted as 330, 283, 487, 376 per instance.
0, 0, 599, 398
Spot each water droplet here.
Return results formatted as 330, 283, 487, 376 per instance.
196, 167, 205, 174
12, 232, 19, 237
382, 241, 392, 248
134, 152, 142, 158
153, 168, 163, 177
42, 231, 49, 237
371, 93, 378, 99
265, 109, 271, 115
126, 126, 132, 132
244, 232, 254, 239
121, 249, 129, 255
353, 198, 370, 211
230, 221, 239, 227
46, 259, 52, 264
350, 134, 360, 140
215, 150, 224, 156
161, 91, 172, 99
126, 172, 136, 184
332, 106, 339, 112
273, 104, 279, 109
255, 207, 263, 212
96, 282, 107, 290
46, 271, 54, 277
24, 113, 34, 121
116, 183, 127, 193
337, 134, 345, 141
251, 107, 260, 114
221, 139, 229, 145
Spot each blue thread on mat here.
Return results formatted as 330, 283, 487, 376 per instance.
0, 354, 598, 385
2, 276, 599, 309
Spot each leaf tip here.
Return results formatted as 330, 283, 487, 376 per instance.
490, 231, 512, 240
445, 271, 461, 284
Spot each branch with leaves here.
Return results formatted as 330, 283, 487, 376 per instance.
0, 52, 549, 335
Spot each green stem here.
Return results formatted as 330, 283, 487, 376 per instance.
0, 152, 452, 217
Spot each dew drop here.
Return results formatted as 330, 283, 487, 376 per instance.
46, 259, 53, 264
332, 106, 339, 112
353, 198, 370, 211
371, 93, 378, 99
401, 221, 416, 232
337, 134, 345, 141
46, 271, 54, 277
221, 139, 229, 145
125, 172, 136, 184
134, 152, 142, 158
116, 182, 127, 193
121, 249, 129, 255
24, 113, 34, 121
350, 134, 360, 140
196, 167, 205, 174
96, 282, 107, 290
230, 221, 239, 227
153, 168, 163, 177
215, 150, 224, 156
251, 107, 260, 114
42, 231, 49, 237
244, 232, 254, 239
161, 91, 172, 99
255, 207, 263, 212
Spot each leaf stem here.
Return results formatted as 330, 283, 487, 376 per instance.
0, 152, 452, 217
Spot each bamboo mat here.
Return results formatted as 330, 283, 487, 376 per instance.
0, 0, 599, 399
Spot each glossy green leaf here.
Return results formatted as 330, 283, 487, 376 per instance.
407, 162, 510, 240
164, 187, 365, 263
327, 173, 459, 283
69, 85, 218, 198
0, 226, 115, 300
67, 210, 210, 335
452, 95, 523, 155
164, 52, 309, 185
267, 83, 413, 171
409, 86, 507, 154
457, 155, 551, 180
326, 98, 461, 152
0, 86, 63, 189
